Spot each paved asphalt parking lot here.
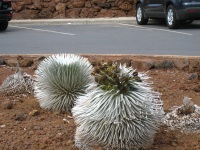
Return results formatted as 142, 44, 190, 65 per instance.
1, 18, 200, 56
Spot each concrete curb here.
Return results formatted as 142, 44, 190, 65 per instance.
1, 54, 200, 59
10, 17, 135, 25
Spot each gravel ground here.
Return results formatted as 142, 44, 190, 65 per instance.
0, 65, 200, 150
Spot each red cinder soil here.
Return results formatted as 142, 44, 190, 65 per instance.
0, 65, 200, 150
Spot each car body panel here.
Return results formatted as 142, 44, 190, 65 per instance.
136, 0, 200, 21
0, 0, 12, 21
144, 0, 165, 18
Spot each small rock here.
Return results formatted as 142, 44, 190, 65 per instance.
17, 56, 34, 67
33, 126, 43, 130
0, 124, 6, 128
66, 139, 73, 146
44, 137, 52, 144
191, 141, 198, 146
40, 117, 45, 121
63, 118, 70, 123
171, 141, 178, 147
2, 101, 13, 109
29, 110, 40, 116
154, 60, 174, 69
132, 59, 154, 70
193, 85, 200, 92
54, 133, 63, 142
174, 59, 189, 71
15, 113, 27, 121
188, 73, 198, 80
189, 60, 200, 73
33, 56, 46, 70
4, 58, 18, 67
53, 111, 60, 115
28, 131, 34, 135
0, 58, 5, 65
19, 59, 33, 67
39, 143, 47, 149
67, 115, 73, 119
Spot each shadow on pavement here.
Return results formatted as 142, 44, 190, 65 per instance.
145, 19, 200, 29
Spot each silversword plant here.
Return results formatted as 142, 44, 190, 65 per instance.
34, 54, 93, 112
0, 64, 34, 95
72, 61, 164, 150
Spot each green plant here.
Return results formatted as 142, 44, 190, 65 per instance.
34, 54, 93, 112
93, 60, 142, 93
72, 61, 164, 149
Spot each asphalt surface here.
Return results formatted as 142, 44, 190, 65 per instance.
0, 17, 200, 56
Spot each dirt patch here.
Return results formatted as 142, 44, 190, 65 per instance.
1, 56, 200, 150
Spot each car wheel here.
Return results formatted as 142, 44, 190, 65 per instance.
0, 21, 8, 31
136, 4, 148, 25
166, 5, 180, 29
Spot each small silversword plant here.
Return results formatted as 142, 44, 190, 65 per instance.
0, 64, 34, 95
34, 54, 93, 112
72, 61, 164, 150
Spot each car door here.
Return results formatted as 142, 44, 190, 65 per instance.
191, 0, 200, 7
144, 0, 165, 18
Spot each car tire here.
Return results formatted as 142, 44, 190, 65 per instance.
0, 21, 8, 31
166, 5, 180, 29
136, 4, 148, 25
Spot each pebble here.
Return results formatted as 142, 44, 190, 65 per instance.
193, 85, 200, 92
29, 110, 40, 116
63, 118, 70, 123
0, 59, 5, 65
28, 131, 34, 135
44, 137, 52, 144
66, 139, 73, 146
33, 126, 43, 130
2, 101, 13, 109
1, 124, 6, 128
15, 113, 27, 121
53, 111, 60, 115
39, 143, 47, 149
171, 141, 178, 147
53, 133, 63, 142
188, 73, 198, 80
67, 115, 73, 119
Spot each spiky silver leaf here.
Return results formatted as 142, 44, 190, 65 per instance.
0, 66, 34, 95
34, 54, 93, 112
72, 65, 164, 150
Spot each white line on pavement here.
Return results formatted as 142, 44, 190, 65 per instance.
118, 23, 193, 36
9, 25, 75, 35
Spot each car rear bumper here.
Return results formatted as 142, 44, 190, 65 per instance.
177, 7, 200, 20
0, 9, 12, 21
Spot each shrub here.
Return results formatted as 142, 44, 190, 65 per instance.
34, 54, 93, 112
72, 61, 164, 149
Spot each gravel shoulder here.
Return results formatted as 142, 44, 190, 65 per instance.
1, 58, 200, 149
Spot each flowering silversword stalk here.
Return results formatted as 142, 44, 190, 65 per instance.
72, 61, 164, 150
34, 54, 93, 112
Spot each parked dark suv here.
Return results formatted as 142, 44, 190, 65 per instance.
0, 0, 12, 31
136, 0, 200, 29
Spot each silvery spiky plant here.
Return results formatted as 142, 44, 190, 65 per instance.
72, 61, 164, 150
34, 54, 93, 112
0, 64, 34, 95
